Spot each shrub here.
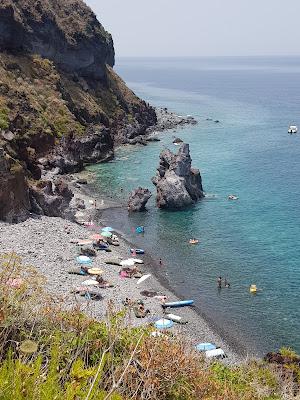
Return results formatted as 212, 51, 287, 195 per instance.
0, 254, 299, 399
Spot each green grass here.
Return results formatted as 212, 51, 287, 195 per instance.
0, 106, 9, 130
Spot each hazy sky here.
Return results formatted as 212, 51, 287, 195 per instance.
86, 0, 300, 57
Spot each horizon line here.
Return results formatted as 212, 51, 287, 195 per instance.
116, 54, 300, 59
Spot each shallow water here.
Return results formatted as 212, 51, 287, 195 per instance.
88, 57, 300, 355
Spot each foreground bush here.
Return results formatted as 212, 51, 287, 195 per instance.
0, 254, 299, 399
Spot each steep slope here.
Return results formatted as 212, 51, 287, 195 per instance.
0, 0, 157, 222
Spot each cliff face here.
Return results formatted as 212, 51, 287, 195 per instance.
0, 0, 157, 222
0, 0, 114, 79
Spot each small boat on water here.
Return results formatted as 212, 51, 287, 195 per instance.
162, 300, 194, 308
189, 238, 199, 245
288, 125, 298, 134
130, 248, 145, 255
228, 194, 239, 200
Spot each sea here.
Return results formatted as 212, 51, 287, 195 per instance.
88, 56, 300, 356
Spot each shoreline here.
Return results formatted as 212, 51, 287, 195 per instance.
0, 173, 245, 365
68, 174, 254, 361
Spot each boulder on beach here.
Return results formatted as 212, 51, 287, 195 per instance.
152, 143, 204, 209
128, 187, 152, 212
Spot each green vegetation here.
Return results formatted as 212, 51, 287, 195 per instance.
0, 100, 9, 130
0, 254, 299, 399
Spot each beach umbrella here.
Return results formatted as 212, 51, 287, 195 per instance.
120, 259, 136, 267
90, 234, 104, 241
137, 274, 151, 285
195, 343, 216, 352
154, 319, 174, 329
76, 255, 92, 265
87, 268, 104, 275
101, 231, 112, 238
136, 226, 144, 234
102, 227, 114, 232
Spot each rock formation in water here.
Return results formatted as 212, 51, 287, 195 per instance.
128, 187, 152, 212
152, 144, 204, 209
0, 0, 157, 222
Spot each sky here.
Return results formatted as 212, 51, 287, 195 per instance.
85, 0, 300, 57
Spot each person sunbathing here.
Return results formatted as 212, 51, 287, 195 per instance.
133, 303, 150, 318
96, 276, 113, 288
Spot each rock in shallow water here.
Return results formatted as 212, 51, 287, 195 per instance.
128, 187, 152, 212
152, 143, 204, 209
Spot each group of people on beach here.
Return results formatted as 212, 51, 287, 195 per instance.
217, 276, 230, 289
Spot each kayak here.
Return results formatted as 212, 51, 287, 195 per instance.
162, 300, 194, 308
130, 248, 145, 254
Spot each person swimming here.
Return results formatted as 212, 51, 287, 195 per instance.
224, 278, 230, 288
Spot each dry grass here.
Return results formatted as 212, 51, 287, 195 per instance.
0, 253, 299, 399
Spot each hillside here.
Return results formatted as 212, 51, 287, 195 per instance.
0, 0, 157, 222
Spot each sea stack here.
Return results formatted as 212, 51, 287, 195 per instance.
152, 143, 204, 209
128, 187, 152, 212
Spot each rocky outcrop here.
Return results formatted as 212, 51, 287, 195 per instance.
29, 178, 73, 218
128, 187, 152, 212
43, 127, 114, 173
0, 148, 30, 222
152, 144, 204, 209
0, 0, 159, 222
147, 108, 197, 134
0, 0, 114, 80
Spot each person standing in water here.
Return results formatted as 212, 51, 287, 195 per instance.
217, 276, 222, 289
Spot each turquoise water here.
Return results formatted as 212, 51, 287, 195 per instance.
88, 57, 300, 355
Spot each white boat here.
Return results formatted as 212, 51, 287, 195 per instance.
288, 125, 298, 134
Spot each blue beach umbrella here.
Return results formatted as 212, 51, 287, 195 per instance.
136, 226, 144, 234
154, 319, 174, 329
76, 256, 92, 265
102, 227, 114, 232
195, 343, 216, 351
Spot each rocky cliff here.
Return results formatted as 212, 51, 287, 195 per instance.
152, 144, 204, 209
0, 0, 157, 222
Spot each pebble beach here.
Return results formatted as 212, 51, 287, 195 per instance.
0, 181, 243, 364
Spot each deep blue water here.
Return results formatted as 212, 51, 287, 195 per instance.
88, 57, 300, 355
